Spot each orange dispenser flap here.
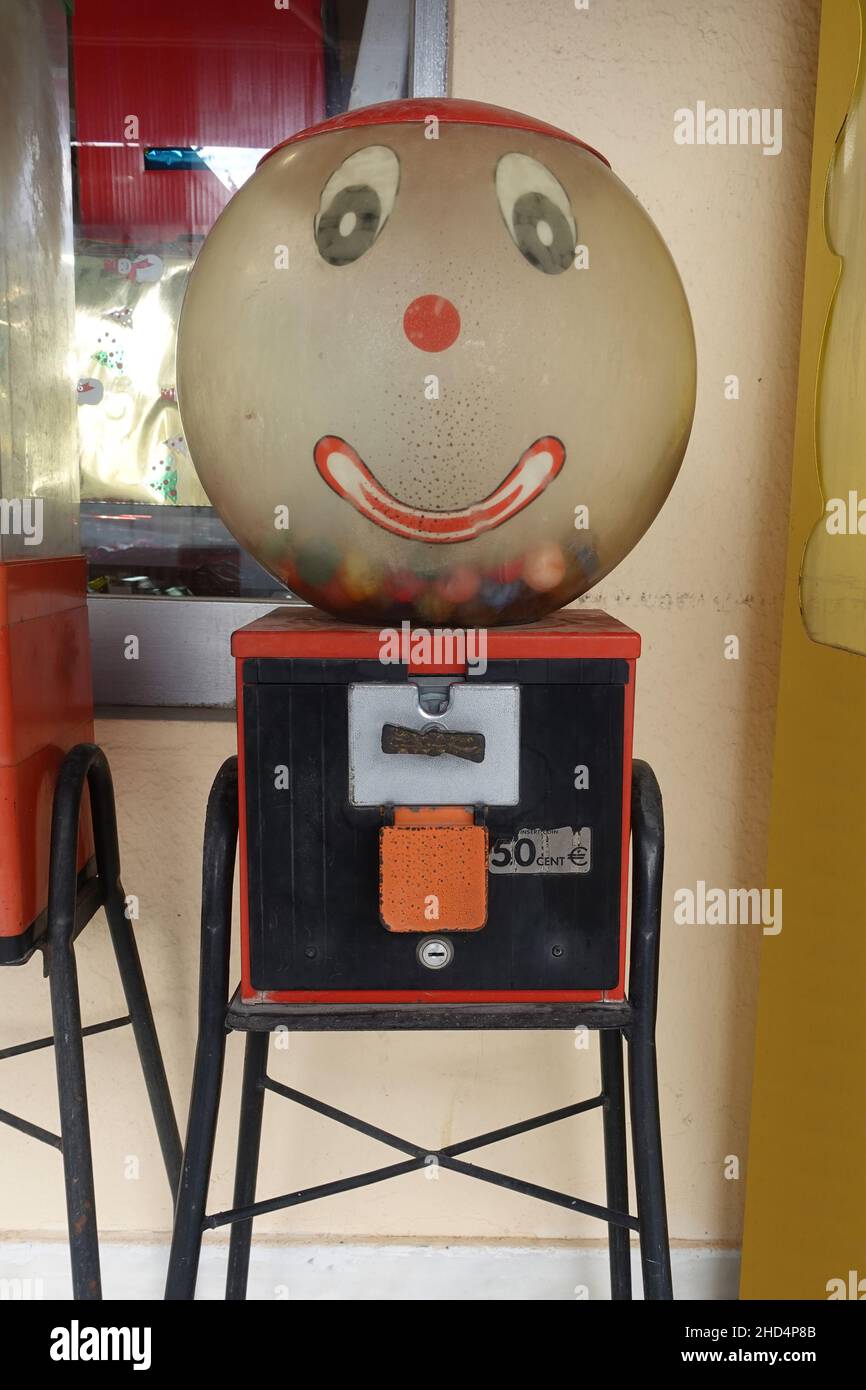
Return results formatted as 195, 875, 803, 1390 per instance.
379, 806, 489, 933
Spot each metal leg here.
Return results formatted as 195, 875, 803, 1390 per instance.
46, 748, 111, 1300
46, 742, 183, 1299
165, 758, 239, 1301
93, 776, 182, 1201
48, 924, 101, 1300
225, 1031, 269, 1300
600, 1029, 632, 1300
628, 1029, 671, 1300
105, 900, 182, 1197
627, 759, 673, 1300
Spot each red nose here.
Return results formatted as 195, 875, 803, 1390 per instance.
403, 294, 461, 352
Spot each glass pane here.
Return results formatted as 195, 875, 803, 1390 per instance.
70, 0, 372, 599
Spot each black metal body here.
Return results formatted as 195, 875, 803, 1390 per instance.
0, 744, 181, 1299
243, 656, 627, 992
165, 756, 672, 1301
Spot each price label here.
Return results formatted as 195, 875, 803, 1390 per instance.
489, 827, 591, 875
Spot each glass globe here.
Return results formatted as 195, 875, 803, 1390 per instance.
177, 99, 696, 625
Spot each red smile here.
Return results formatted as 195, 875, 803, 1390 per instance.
314, 435, 565, 543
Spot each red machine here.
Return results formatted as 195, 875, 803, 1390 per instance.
233, 607, 638, 1004
171, 98, 694, 1008
165, 94, 697, 1304
0, 556, 94, 964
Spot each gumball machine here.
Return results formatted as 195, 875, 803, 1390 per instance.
166, 99, 696, 1301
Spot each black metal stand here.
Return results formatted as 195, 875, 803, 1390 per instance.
166, 757, 671, 1301
0, 744, 182, 1300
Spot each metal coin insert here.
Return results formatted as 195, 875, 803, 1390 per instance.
349, 681, 520, 807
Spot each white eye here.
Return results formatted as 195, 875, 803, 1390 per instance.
315, 145, 400, 266
495, 152, 576, 275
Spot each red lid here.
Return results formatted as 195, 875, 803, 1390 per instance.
258, 97, 610, 169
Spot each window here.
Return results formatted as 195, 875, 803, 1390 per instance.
67, 0, 448, 702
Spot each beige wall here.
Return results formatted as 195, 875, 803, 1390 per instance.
0, 0, 819, 1249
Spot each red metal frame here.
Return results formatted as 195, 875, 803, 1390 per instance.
233, 608, 638, 1005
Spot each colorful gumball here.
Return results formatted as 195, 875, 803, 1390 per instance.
339, 549, 382, 602
436, 566, 482, 604
523, 542, 567, 592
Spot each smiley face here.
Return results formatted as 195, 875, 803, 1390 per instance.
177, 100, 696, 624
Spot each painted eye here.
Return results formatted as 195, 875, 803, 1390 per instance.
495, 152, 576, 275
315, 145, 400, 266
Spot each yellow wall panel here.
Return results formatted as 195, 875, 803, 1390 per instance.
741, 0, 866, 1299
